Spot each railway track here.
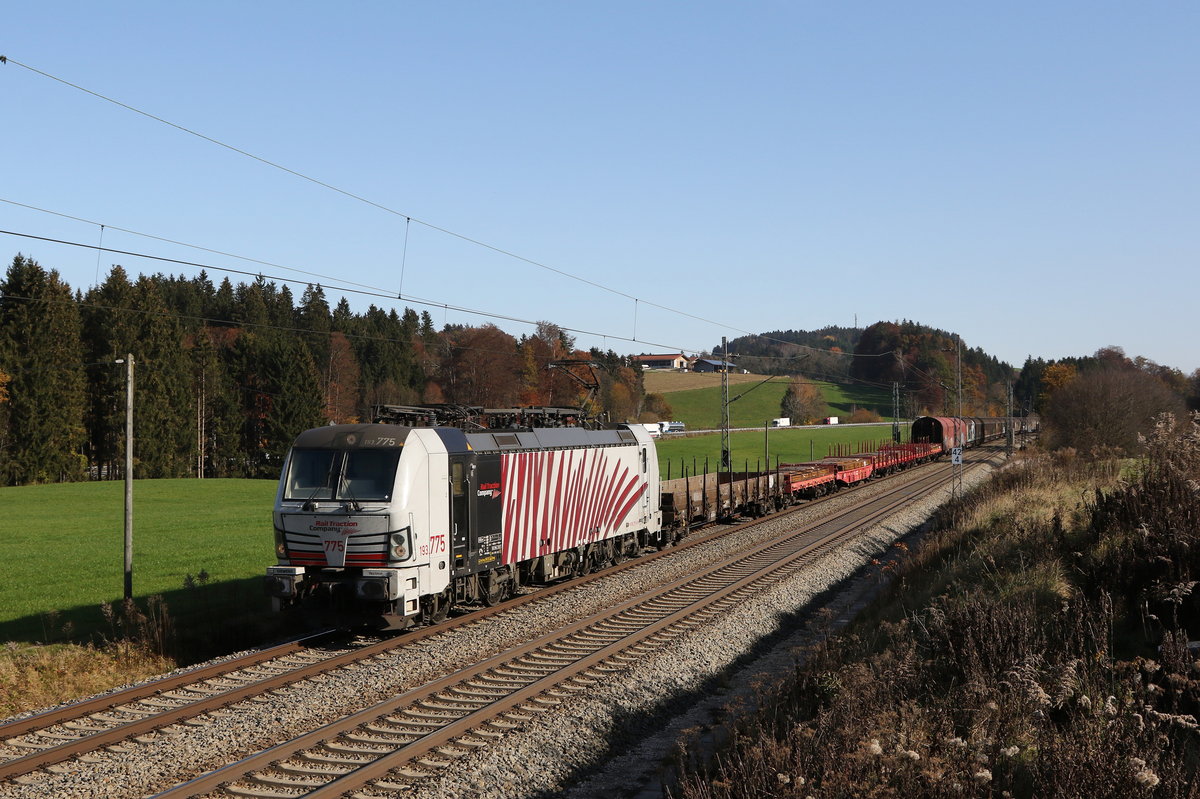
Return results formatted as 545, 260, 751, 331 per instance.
0, 631, 373, 781
150, 455, 986, 799
0, 450, 994, 795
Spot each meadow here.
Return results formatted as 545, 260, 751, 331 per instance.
655, 425, 905, 477
1, 479, 278, 648
643, 372, 894, 431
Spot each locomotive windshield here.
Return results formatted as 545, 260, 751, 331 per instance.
284, 447, 402, 502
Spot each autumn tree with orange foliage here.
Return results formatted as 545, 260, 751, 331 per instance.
440, 324, 521, 406
640, 392, 674, 423
781, 377, 826, 425
517, 322, 583, 407
324, 332, 361, 423
1038, 362, 1078, 409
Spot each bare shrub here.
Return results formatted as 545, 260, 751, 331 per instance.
1043, 369, 1188, 454
674, 443, 1200, 797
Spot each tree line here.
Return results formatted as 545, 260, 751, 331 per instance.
0, 254, 653, 486
734, 319, 1199, 450
851, 321, 1199, 453
1016, 346, 1198, 453
849, 320, 1019, 416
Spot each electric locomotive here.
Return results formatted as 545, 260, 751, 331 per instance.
265, 416, 661, 630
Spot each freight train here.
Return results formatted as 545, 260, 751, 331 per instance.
265, 407, 1035, 629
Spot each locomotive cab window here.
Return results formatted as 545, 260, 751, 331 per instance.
284, 449, 339, 501
284, 447, 401, 502
451, 462, 466, 497
342, 449, 401, 501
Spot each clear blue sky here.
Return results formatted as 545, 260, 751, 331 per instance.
4, 2, 1197, 374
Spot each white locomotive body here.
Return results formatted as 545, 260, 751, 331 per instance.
266, 422, 662, 629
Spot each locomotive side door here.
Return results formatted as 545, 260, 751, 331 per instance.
640, 445, 652, 524
473, 454, 503, 569
449, 455, 473, 576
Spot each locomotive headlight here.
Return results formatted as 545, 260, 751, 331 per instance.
389, 530, 411, 561
273, 527, 287, 559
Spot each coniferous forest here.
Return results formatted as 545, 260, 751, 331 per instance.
0, 254, 647, 486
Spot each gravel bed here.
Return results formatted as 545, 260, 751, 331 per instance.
2, 455, 1001, 799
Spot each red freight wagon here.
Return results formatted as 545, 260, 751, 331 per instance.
822, 456, 874, 486
777, 462, 838, 498
912, 416, 969, 451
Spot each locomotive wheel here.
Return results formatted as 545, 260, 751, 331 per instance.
480, 570, 506, 607
612, 537, 627, 564
423, 590, 450, 624
574, 545, 600, 576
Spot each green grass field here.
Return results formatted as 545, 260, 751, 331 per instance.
656, 378, 894, 431
655, 424, 906, 476
1, 479, 277, 646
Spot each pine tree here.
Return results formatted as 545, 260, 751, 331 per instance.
81, 266, 138, 477
231, 330, 323, 477
331, 297, 353, 331
233, 279, 269, 327
130, 276, 193, 477
210, 277, 236, 323
297, 284, 336, 416
191, 326, 242, 477
355, 305, 422, 411
0, 255, 87, 484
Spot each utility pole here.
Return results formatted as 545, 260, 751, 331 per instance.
892, 381, 901, 442
116, 354, 134, 601
196, 369, 206, 479
720, 336, 730, 471
1006, 382, 1015, 455
955, 333, 962, 418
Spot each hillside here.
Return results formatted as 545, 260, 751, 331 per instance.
643, 371, 894, 430
642, 371, 776, 394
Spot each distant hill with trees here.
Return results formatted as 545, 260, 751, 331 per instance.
849, 320, 1016, 417
719, 320, 1199, 447
716, 326, 860, 383
720, 321, 1017, 418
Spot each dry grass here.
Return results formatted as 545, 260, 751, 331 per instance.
643, 371, 774, 394
0, 640, 173, 718
0, 596, 179, 718
673, 416, 1200, 798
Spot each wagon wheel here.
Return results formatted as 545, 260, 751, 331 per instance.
480, 570, 506, 607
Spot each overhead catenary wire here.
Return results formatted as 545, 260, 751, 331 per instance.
0, 57, 897, 357
0, 198, 393, 296
0, 228, 703, 357
3, 196, 897, 366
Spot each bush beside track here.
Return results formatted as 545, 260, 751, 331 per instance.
673, 421, 1200, 797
